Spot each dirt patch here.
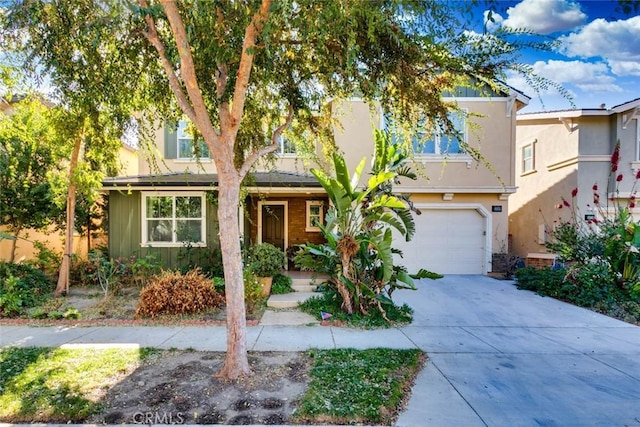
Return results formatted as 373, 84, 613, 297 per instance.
87, 350, 313, 425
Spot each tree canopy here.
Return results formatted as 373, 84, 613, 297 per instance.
2, 0, 553, 378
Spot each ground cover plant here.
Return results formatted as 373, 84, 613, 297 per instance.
271, 273, 293, 295
0, 347, 424, 425
293, 348, 424, 425
299, 292, 414, 329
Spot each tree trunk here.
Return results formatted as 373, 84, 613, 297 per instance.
54, 137, 82, 297
215, 170, 251, 379
339, 251, 355, 315
9, 224, 22, 263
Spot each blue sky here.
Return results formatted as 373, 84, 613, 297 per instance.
477, 0, 640, 113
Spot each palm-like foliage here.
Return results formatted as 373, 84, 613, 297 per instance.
296, 131, 440, 320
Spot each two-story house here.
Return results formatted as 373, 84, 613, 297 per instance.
510, 97, 640, 260
102, 88, 529, 275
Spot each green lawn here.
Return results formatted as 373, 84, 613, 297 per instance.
293, 348, 425, 425
0, 346, 157, 423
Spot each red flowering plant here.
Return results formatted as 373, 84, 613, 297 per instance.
546, 141, 640, 300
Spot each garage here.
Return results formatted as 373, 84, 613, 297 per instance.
393, 207, 488, 275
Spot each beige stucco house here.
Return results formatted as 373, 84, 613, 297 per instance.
103, 88, 529, 275
510, 97, 640, 259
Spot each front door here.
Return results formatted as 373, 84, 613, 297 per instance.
261, 204, 285, 251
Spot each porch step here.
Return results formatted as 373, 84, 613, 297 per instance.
267, 291, 321, 309
290, 274, 329, 288
292, 284, 316, 293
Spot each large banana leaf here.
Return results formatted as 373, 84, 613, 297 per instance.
368, 228, 394, 282
395, 270, 418, 290
369, 194, 406, 210
351, 157, 366, 192
395, 208, 416, 241
367, 172, 396, 193
363, 211, 407, 236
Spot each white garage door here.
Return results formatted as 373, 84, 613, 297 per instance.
393, 209, 486, 275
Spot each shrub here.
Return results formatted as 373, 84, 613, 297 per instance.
177, 244, 224, 277
271, 273, 292, 294
243, 268, 266, 315
88, 250, 126, 298
26, 241, 61, 278
134, 269, 224, 318
515, 264, 623, 308
213, 276, 225, 294
562, 262, 622, 307
514, 266, 566, 295
128, 254, 163, 288
0, 261, 54, 317
249, 243, 285, 277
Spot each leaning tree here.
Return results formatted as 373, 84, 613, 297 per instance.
3, 0, 554, 378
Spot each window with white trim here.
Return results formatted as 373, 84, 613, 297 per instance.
306, 201, 324, 231
177, 120, 210, 160
142, 193, 206, 246
276, 134, 297, 157
522, 143, 535, 173
412, 111, 467, 155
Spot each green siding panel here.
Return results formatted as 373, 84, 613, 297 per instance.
108, 191, 141, 259
108, 191, 220, 270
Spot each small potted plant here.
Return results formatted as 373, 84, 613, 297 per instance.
249, 243, 285, 296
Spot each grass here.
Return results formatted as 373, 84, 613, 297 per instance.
299, 292, 414, 328
0, 347, 159, 423
293, 348, 425, 425
0, 347, 424, 424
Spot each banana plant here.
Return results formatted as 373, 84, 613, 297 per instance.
298, 130, 437, 318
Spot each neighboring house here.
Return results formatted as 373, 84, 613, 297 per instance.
102, 87, 529, 275
510, 98, 640, 260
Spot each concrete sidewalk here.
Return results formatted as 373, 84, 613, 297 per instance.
2, 275, 640, 426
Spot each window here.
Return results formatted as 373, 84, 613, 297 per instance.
522, 144, 535, 173
276, 134, 297, 157
306, 201, 324, 232
177, 120, 210, 160
142, 193, 206, 246
412, 111, 466, 156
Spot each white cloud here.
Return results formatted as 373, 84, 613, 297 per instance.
559, 16, 640, 76
502, 0, 586, 34
507, 60, 623, 95
483, 10, 504, 32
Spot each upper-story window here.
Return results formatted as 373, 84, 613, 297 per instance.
177, 120, 210, 160
412, 111, 466, 156
276, 134, 297, 157
522, 143, 535, 174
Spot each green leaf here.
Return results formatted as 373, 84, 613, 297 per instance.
351, 157, 367, 192
410, 269, 444, 280
333, 153, 354, 196
367, 172, 396, 192
395, 270, 417, 290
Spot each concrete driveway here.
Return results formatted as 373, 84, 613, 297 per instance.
395, 275, 640, 427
